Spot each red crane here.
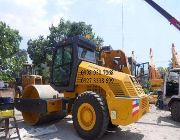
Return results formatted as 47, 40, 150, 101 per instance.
144, 0, 180, 31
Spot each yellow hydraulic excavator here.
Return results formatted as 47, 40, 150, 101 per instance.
15, 36, 149, 139
149, 48, 163, 90
172, 43, 180, 68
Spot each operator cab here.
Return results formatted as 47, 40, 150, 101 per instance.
134, 62, 149, 85
165, 68, 180, 97
167, 68, 180, 82
51, 35, 96, 92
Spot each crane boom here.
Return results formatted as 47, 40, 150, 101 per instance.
144, 0, 180, 31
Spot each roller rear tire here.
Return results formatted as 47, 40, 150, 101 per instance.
72, 91, 109, 140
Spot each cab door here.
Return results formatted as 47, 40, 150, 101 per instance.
51, 44, 77, 91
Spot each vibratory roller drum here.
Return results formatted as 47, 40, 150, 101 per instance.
16, 85, 66, 125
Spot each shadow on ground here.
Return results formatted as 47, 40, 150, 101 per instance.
136, 114, 180, 128
15, 117, 144, 140
157, 115, 180, 127
102, 129, 144, 140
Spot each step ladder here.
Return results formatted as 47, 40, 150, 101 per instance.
0, 91, 21, 139
0, 116, 21, 140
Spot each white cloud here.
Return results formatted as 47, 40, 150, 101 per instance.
50, 0, 76, 26
0, 0, 49, 39
0, 0, 75, 40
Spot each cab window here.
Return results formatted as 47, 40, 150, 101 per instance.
78, 46, 95, 63
52, 45, 72, 86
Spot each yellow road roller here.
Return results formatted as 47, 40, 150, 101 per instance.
15, 36, 149, 140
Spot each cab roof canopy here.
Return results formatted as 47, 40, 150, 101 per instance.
56, 35, 96, 51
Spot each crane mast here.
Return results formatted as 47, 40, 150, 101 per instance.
172, 43, 180, 68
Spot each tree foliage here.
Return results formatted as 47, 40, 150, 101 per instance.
0, 21, 27, 81
48, 19, 103, 48
27, 36, 49, 66
0, 21, 22, 59
27, 19, 104, 81
168, 60, 173, 69
157, 66, 168, 79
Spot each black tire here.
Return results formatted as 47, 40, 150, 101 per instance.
72, 91, 109, 140
171, 101, 180, 122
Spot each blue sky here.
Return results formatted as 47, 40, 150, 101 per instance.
0, 0, 179, 67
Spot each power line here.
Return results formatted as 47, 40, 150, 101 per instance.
121, 0, 124, 50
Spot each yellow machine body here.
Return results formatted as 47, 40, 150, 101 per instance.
15, 62, 43, 97
64, 61, 149, 126
15, 36, 149, 139
149, 79, 163, 90
149, 48, 164, 90
21, 75, 42, 89
100, 50, 131, 74
148, 94, 158, 104
20, 61, 149, 126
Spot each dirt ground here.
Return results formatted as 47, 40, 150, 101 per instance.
1, 104, 180, 140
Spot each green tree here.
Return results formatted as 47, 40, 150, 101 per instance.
157, 66, 168, 79
0, 21, 22, 59
27, 36, 49, 66
48, 19, 103, 47
27, 19, 104, 82
0, 21, 27, 81
168, 60, 173, 69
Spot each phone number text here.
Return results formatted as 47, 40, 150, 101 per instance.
80, 78, 114, 84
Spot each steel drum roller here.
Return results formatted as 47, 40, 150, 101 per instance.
21, 85, 66, 125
